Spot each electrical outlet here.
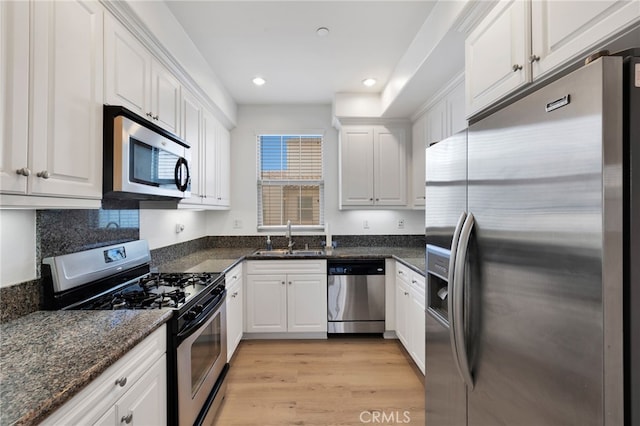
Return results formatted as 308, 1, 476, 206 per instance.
175, 223, 185, 233
397, 219, 405, 229
233, 219, 243, 229
363, 220, 370, 229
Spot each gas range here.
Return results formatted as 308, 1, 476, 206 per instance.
42, 240, 230, 426
73, 272, 223, 310
41, 240, 224, 314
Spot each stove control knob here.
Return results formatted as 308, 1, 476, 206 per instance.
194, 304, 204, 314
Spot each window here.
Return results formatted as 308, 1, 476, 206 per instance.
257, 134, 323, 229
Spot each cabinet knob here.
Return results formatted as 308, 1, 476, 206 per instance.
232, 291, 238, 297
529, 54, 540, 63
153, 115, 159, 121
288, 281, 292, 285
281, 281, 285, 285
16, 167, 31, 177
121, 413, 133, 424
37, 170, 50, 179
146, 112, 153, 118
512, 64, 523, 72
404, 291, 409, 296
115, 377, 127, 387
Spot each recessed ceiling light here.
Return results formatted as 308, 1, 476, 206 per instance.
252, 77, 266, 86
362, 78, 377, 87
316, 27, 330, 37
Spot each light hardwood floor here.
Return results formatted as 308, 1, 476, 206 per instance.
212, 338, 425, 425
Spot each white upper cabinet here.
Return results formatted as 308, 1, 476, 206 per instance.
0, 1, 30, 195
105, 14, 181, 135
531, 0, 640, 79
466, 0, 530, 116
466, 0, 640, 117
340, 125, 408, 208
181, 105, 230, 209
1, 0, 103, 208
412, 76, 466, 209
410, 116, 427, 208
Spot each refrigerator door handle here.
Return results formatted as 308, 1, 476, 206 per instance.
448, 212, 467, 377
453, 212, 475, 389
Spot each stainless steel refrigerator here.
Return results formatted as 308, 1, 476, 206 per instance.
425, 51, 639, 426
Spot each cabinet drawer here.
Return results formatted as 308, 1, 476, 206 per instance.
42, 325, 166, 425
225, 263, 243, 289
246, 259, 327, 275
395, 262, 412, 284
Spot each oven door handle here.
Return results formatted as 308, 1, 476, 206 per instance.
177, 295, 224, 342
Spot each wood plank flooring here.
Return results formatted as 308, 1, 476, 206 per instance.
211, 338, 425, 425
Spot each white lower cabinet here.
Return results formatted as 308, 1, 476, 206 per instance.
395, 261, 425, 374
245, 260, 327, 336
42, 325, 167, 426
226, 262, 244, 361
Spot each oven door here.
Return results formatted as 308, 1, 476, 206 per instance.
176, 297, 227, 426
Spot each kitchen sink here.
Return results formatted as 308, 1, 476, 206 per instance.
252, 249, 324, 256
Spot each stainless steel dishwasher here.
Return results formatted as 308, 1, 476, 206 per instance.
327, 258, 385, 333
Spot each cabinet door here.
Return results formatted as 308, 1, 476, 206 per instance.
180, 89, 203, 204
104, 14, 150, 118
150, 59, 180, 135
447, 79, 467, 136
30, 0, 103, 199
465, 0, 530, 117
226, 264, 243, 361
374, 126, 407, 206
245, 274, 287, 333
340, 127, 375, 206
425, 99, 447, 145
201, 110, 218, 205
116, 355, 167, 426
411, 115, 427, 208
215, 125, 231, 207
531, 0, 640, 79
287, 273, 327, 333
395, 278, 410, 348
409, 278, 426, 374
0, 1, 29, 194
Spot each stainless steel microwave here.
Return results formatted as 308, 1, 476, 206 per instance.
103, 106, 191, 200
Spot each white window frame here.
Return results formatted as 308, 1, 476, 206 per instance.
256, 133, 324, 232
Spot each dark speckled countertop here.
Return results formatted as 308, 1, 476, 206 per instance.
157, 246, 426, 276
0, 245, 424, 426
0, 310, 172, 426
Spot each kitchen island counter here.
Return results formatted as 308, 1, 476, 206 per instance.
0, 309, 172, 426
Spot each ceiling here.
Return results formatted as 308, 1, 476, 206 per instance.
164, 1, 437, 106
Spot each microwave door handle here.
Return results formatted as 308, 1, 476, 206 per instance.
448, 212, 466, 382
174, 157, 190, 192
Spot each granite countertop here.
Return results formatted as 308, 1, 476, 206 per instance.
0, 245, 424, 426
0, 310, 172, 426
158, 246, 426, 276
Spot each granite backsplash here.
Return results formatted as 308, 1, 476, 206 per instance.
1, 208, 424, 323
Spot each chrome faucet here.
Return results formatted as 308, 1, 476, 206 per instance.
286, 220, 295, 253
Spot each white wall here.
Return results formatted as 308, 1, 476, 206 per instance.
207, 104, 424, 237
139, 208, 208, 250
0, 210, 36, 287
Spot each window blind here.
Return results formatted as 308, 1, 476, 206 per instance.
257, 135, 324, 228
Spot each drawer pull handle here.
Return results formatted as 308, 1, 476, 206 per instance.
115, 377, 127, 387
121, 413, 133, 424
